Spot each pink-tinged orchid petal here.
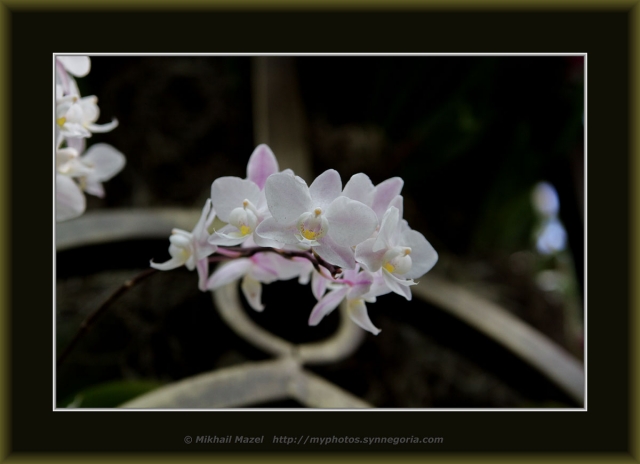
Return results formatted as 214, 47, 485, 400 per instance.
311, 270, 329, 300
82, 143, 126, 182
401, 229, 438, 280
347, 299, 381, 335
381, 269, 414, 300
343, 173, 375, 205
56, 174, 85, 222
314, 234, 357, 270
325, 196, 377, 247
55, 63, 73, 96
246, 144, 279, 190
66, 136, 86, 155
371, 177, 404, 219
264, 172, 312, 224
57, 56, 91, 77
197, 258, 209, 292
255, 217, 299, 245
249, 253, 283, 283
308, 286, 350, 326
83, 178, 105, 198
355, 237, 386, 272
373, 206, 400, 252
206, 259, 252, 290
211, 177, 262, 222
241, 275, 265, 311
346, 270, 374, 300
309, 169, 342, 210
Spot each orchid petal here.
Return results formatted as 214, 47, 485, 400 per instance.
83, 178, 105, 198
66, 137, 86, 155
372, 177, 403, 219
193, 200, 218, 260
241, 275, 265, 311
373, 206, 400, 252
56, 174, 85, 222
381, 269, 414, 300
342, 173, 375, 205
57, 56, 91, 77
325, 196, 377, 247
247, 255, 281, 284
87, 119, 119, 133
255, 217, 299, 245
355, 237, 386, 272
308, 286, 349, 326
347, 298, 381, 335
401, 229, 438, 280
149, 256, 187, 271
192, 199, 213, 244
206, 259, 252, 290
246, 144, 279, 190
388, 195, 404, 221
311, 270, 329, 300
264, 172, 312, 224
208, 225, 247, 246
252, 230, 284, 249
82, 143, 126, 181
210, 177, 262, 222
196, 258, 209, 292
347, 271, 374, 300
314, 234, 356, 270
309, 169, 342, 210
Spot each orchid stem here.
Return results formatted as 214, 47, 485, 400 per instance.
57, 267, 158, 367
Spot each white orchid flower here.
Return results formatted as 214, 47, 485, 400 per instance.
255, 169, 378, 270
208, 144, 283, 248
150, 200, 217, 290
355, 206, 438, 300
56, 95, 118, 141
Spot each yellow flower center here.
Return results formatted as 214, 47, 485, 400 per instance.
302, 229, 317, 240
383, 262, 396, 273
57, 117, 66, 127
240, 225, 252, 236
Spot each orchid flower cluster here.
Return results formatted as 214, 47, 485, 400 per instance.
151, 145, 438, 335
56, 56, 126, 222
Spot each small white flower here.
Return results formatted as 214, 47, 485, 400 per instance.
150, 200, 217, 290
56, 95, 118, 141
355, 206, 438, 300
208, 145, 282, 248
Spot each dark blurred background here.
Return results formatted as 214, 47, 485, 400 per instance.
56, 56, 584, 408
